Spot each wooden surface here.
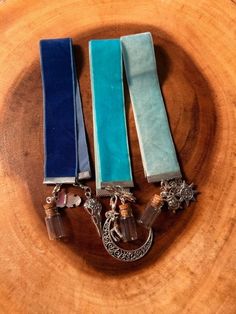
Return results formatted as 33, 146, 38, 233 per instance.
0, 0, 236, 313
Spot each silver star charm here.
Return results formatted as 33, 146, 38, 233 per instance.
178, 181, 197, 206
160, 178, 197, 212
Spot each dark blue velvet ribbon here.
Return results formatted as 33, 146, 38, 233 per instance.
40, 38, 91, 184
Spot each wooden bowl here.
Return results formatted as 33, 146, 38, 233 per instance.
0, 0, 235, 312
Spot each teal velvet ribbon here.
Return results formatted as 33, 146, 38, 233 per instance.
89, 39, 133, 195
121, 32, 181, 182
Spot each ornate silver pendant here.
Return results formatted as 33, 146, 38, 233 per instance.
160, 178, 197, 212
84, 197, 103, 237
102, 210, 153, 262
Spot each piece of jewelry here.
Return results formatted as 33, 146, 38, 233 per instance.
40, 38, 91, 239
43, 184, 66, 240
43, 184, 83, 240
102, 194, 153, 262
89, 39, 151, 261
74, 181, 103, 237
121, 32, 197, 230
160, 178, 197, 212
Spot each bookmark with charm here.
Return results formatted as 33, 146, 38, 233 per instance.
89, 39, 133, 196
121, 32, 197, 228
40, 38, 103, 239
89, 39, 154, 261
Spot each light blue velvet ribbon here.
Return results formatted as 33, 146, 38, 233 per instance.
40, 38, 91, 184
89, 39, 133, 195
121, 32, 181, 182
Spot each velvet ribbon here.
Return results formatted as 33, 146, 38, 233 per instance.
121, 32, 181, 182
89, 39, 133, 195
40, 38, 91, 184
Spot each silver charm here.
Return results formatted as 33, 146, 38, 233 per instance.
160, 178, 197, 212
102, 215, 153, 262
84, 197, 103, 237
105, 185, 136, 203
46, 183, 62, 205
105, 208, 122, 242
102, 195, 153, 262
73, 181, 103, 237
76, 184, 103, 237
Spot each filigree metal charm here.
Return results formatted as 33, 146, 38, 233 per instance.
102, 214, 153, 262
84, 197, 103, 237
101, 194, 153, 262
160, 178, 197, 212
105, 185, 136, 203
75, 181, 103, 237
104, 210, 122, 242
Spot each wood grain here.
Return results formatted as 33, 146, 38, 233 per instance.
0, 0, 236, 313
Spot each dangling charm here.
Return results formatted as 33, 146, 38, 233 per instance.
105, 185, 138, 242
76, 183, 103, 237
138, 178, 197, 230
43, 184, 66, 240
119, 203, 138, 242
102, 188, 153, 262
138, 194, 164, 229
56, 189, 82, 208
105, 195, 123, 242
160, 178, 197, 213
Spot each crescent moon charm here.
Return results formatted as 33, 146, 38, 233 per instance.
102, 215, 153, 262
